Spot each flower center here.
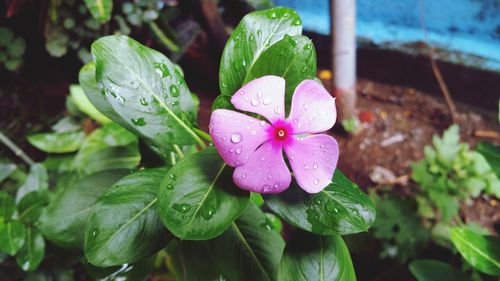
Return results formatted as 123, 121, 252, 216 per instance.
275, 128, 287, 140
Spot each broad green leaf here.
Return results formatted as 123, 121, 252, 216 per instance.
69, 85, 111, 124
266, 170, 376, 235
0, 191, 15, 221
207, 203, 285, 281
37, 170, 128, 248
85, 257, 154, 281
15, 228, 45, 272
17, 190, 50, 223
72, 123, 140, 174
27, 131, 85, 153
158, 147, 249, 240
244, 35, 316, 108
51, 116, 81, 133
409, 259, 472, 281
88, 35, 202, 149
476, 142, 500, 177
0, 163, 16, 183
84, 0, 112, 23
278, 232, 355, 281
166, 240, 226, 281
85, 168, 172, 267
16, 164, 48, 203
450, 227, 500, 276
219, 7, 302, 97
0, 220, 26, 255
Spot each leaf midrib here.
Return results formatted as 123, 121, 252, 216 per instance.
231, 222, 272, 281
453, 231, 500, 268
98, 42, 203, 147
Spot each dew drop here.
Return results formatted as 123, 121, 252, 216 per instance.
293, 19, 302, 26
222, 136, 228, 141
241, 173, 247, 179
262, 97, 272, 105
154, 62, 170, 78
235, 147, 242, 154
170, 174, 177, 181
274, 105, 280, 114
257, 92, 263, 98
221, 82, 227, 88
260, 156, 266, 161
325, 202, 338, 214
231, 133, 242, 143
172, 100, 179, 106
260, 222, 272, 230
313, 197, 322, 205
140, 97, 148, 106
273, 182, 280, 188
301, 65, 308, 73
267, 173, 273, 179
172, 203, 191, 213
170, 85, 180, 97
229, 148, 234, 153
202, 208, 215, 220
251, 99, 260, 106
131, 117, 146, 126
166, 184, 174, 190
260, 120, 266, 126
303, 43, 312, 50
304, 164, 310, 170
313, 178, 320, 185
257, 29, 263, 37
313, 163, 318, 169
262, 184, 272, 192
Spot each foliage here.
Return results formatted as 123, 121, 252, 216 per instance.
409, 259, 472, 281
411, 125, 500, 225
0, 27, 26, 71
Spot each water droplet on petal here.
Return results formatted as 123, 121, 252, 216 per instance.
304, 164, 310, 170
274, 106, 280, 114
267, 173, 273, 179
273, 182, 280, 188
236, 147, 242, 154
257, 92, 263, 98
229, 148, 234, 153
222, 136, 227, 141
260, 156, 266, 161
251, 99, 260, 106
262, 97, 272, 105
231, 133, 242, 143
313, 163, 318, 169
262, 184, 271, 192
313, 179, 320, 185
241, 173, 247, 179
260, 120, 266, 126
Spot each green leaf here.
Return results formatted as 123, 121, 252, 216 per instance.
219, 7, 302, 97
17, 190, 50, 223
16, 164, 48, 203
476, 142, 500, 177
51, 116, 81, 133
69, 85, 111, 124
27, 131, 85, 153
266, 170, 376, 235
85, 257, 154, 281
166, 240, 226, 281
85, 168, 172, 267
0, 191, 15, 221
278, 231, 356, 281
449, 227, 500, 276
207, 203, 285, 281
37, 170, 128, 248
409, 259, 472, 281
88, 35, 202, 148
84, 0, 113, 23
158, 147, 249, 240
244, 35, 316, 109
0, 220, 26, 255
0, 163, 16, 183
72, 123, 140, 174
15, 228, 45, 272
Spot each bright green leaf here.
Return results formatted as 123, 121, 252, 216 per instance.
85, 168, 172, 267
450, 227, 500, 276
278, 231, 356, 281
0, 220, 26, 255
476, 142, 500, 177
15, 228, 45, 272
219, 7, 302, 97
265, 170, 376, 235
84, 0, 113, 23
69, 85, 111, 124
27, 131, 85, 153
158, 147, 249, 240
0, 163, 16, 183
0, 191, 15, 221
37, 170, 128, 248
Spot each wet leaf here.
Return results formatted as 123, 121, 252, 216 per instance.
69, 85, 111, 124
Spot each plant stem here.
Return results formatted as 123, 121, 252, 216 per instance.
173, 144, 185, 159
193, 128, 212, 143
0, 131, 34, 166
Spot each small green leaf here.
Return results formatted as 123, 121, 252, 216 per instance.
16, 164, 48, 203
72, 123, 140, 174
87, 35, 202, 149
17, 190, 50, 223
0, 191, 15, 221
84, 0, 113, 23
37, 170, 128, 248
278, 231, 356, 281
450, 227, 500, 276
85, 168, 172, 267
27, 131, 85, 153
476, 142, 500, 177
69, 85, 111, 124
266, 170, 376, 235
0, 163, 16, 183
219, 7, 302, 97
409, 259, 472, 281
15, 228, 45, 272
207, 203, 285, 281
0, 220, 26, 255
158, 147, 249, 240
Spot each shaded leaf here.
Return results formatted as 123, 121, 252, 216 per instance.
85, 168, 172, 267
158, 147, 249, 240
409, 259, 472, 281
266, 170, 376, 235
27, 131, 85, 153
15, 228, 45, 272
0, 220, 26, 255
16, 164, 48, 203
84, 0, 112, 23
0, 163, 16, 183
0, 191, 15, 221
278, 231, 355, 281
37, 170, 128, 248
17, 190, 50, 223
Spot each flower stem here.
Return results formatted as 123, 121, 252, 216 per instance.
193, 128, 212, 143
0, 131, 34, 166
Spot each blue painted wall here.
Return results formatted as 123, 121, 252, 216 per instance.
273, 0, 500, 71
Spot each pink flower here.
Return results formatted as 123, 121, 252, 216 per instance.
209, 76, 339, 194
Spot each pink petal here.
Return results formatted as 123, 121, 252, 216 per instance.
284, 134, 339, 193
230, 75, 286, 123
210, 109, 272, 167
287, 80, 337, 134
233, 141, 291, 193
